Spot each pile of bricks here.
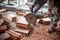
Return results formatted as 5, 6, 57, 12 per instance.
0, 13, 10, 40
0, 14, 8, 33
16, 16, 31, 35
0, 10, 32, 40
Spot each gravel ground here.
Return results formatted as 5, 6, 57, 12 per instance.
21, 24, 60, 40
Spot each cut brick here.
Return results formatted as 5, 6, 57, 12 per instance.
14, 28, 30, 35
17, 16, 29, 30
7, 14, 16, 22
38, 18, 51, 25
16, 10, 26, 16
6, 30, 21, 39
17, 23, 29, 30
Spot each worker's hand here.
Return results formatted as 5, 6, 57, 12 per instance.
30, 5, 34, 9
44, 15, 48, 18
43, 13, 49, 18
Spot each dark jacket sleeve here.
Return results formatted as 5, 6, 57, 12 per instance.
30, 0, 37, 13
34, 0, 37, 5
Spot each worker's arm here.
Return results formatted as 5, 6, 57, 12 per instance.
30, 0, 37, 13
43, 13, 50, 18
43, 9, 52, 18
30, 0, 47, 13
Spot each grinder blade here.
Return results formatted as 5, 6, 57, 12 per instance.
25, 13, 37, 24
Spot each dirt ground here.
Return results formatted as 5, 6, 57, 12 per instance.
21, 24, 60, 40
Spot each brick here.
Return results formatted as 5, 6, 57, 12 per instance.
14, 28, 30, 35
6, 30, 21, 39
17, 16, 29, 30
38, 19, 43, 24
16, 10, 26, 16
43, 21, 50, 25
1, 21, 9, 29
11, 36, 20, 40
0, 19, 4, 25
7, 14, 16, 22
17, 23, 29, 30
38, 18, 51, 25
0, 25, 7, 32
17, 16, 28, 24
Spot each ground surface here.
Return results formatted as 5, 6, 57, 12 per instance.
21, 24, 60, 40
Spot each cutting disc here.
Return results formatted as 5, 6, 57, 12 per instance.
25, 13, 37, 24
